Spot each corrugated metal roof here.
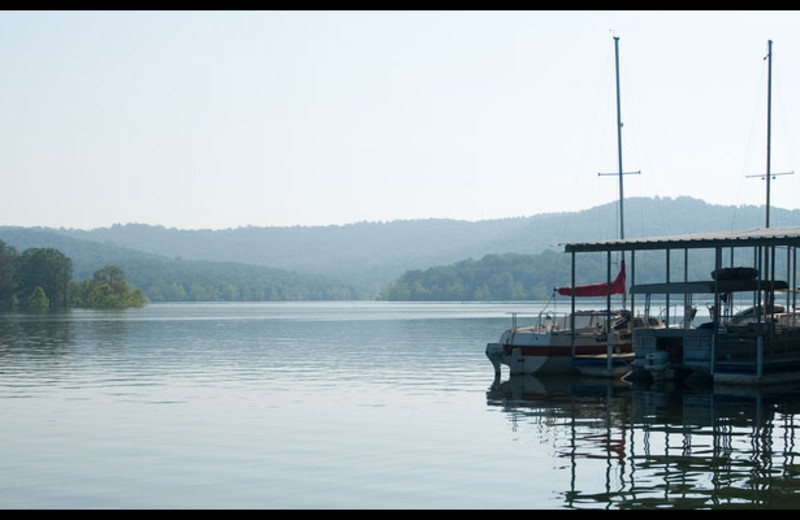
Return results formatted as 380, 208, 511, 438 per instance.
562, 226, 800, 253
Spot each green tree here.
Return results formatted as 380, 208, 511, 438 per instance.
25, 286, 50, 312
92, 266, 127, 293
17, 248, 72, 309
0, 240, 18, 309
379, 251, 576, 302
72, 265, 147, 310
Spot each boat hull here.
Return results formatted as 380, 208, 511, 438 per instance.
486, 330, 632, 376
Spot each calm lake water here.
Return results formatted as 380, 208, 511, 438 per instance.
1, 301, 800, 509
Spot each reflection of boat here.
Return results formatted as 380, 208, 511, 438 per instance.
572, 351, 635, 377
485, 373, 800, 509
486, 36, 661, 377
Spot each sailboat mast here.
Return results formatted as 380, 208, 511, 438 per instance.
599, 36, 639, 310
600, 37, 638, 239
612, 36, 628, 311
748, 40, 793, 225
766, 39, 772, 228
614, 36, 625, 239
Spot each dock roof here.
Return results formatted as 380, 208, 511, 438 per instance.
562, 226, 800, 253
629, 279, 790, 295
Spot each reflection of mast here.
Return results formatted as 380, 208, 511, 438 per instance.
485, 376, 800, 508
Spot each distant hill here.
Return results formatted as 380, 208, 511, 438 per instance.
60, 195, 800, 276
0, 227, 363, 302
0, 226, 165, 281
2, 196, 799, 301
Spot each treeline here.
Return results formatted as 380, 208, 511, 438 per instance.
0, 228, 367, 303
378, 251, 570, 301
123, 259, 365, 302
5, 196, 800, 303
59, 197, 800, 288
0, 240, 145, 311
70, 265, 147, 310
377, 249, 728, 302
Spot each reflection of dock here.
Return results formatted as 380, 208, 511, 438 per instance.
486, 374, 800, 509
573, 352, 635, 378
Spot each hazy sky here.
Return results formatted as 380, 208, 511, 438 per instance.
2, 10, 800, 230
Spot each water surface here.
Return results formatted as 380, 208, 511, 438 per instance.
1, 302, 799, 509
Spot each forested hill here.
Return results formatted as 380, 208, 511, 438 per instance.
61, 196, 799, 280
0, 227, 363, 302
2, 196, 800, 301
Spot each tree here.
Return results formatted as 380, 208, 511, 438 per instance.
71, 265, 146, 310
16, 248, 72, 309
92, 266, 127, 292
0, 240, 18, 309
25, 286, 50, 312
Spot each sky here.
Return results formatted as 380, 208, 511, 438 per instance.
2, 10, 800, 230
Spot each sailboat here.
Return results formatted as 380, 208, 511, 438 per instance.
486, 36, 662, 378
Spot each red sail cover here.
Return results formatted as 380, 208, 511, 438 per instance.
557, 260, 626, 297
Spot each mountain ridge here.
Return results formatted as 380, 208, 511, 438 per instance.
2, 196, 799, 300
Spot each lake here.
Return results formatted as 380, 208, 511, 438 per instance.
1, 301, 799, 509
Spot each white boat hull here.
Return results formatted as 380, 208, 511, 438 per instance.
486, 329, 632, 376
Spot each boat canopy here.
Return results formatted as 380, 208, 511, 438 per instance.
557, 260, 626, 297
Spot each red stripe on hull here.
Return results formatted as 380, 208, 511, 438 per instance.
515, 344, 633, 357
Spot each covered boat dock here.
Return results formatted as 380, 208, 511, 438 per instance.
561, 226, 800, 385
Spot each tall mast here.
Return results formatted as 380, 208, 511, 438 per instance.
766, 39, 773, 228
747, 40, 792, 225
600, 36, 639, 240
746, 40, 794, 318
614, 36, 626, 239
599, 36, 639, 309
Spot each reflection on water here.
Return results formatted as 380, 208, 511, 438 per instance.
0, 313, 75, 352
0, 314, 76, 392
4, 302, 800, 508
487, 374, 800, 509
